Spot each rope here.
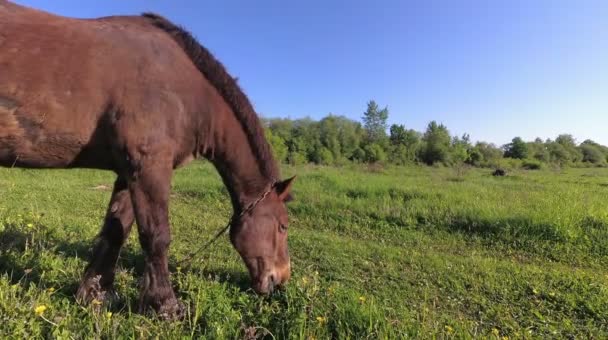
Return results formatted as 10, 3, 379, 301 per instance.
175, 182, 276, 269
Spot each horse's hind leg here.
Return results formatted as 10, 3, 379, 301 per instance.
76, 176, 134, 305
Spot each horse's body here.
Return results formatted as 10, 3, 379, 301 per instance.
0, 2, 207, 170
0, 1, 294, 319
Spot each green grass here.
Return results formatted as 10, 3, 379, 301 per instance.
0, 162, 607, 338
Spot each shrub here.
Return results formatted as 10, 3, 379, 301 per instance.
363, 144, 387, 163
288, 151, 308, 166
313, 147, 334, 165
522, 159, 542, 170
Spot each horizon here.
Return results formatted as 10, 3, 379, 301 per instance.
13, 0, 608, 146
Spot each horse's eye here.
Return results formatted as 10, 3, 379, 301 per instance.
279, 224, 288, 233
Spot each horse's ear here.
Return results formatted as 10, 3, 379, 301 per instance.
275, 176, 296, 202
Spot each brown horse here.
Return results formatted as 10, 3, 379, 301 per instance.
0, 1, 295, 319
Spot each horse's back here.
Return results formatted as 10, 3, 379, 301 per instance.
0, 2, 204, 170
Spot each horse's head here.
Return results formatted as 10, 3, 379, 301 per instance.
229, 176, 296, 294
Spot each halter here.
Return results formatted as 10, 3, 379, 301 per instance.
175, 181, 276, 269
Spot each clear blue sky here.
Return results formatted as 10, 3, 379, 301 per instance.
13, 0, 608, 146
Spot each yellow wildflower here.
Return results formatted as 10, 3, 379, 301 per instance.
27, 223, 34, 228
492, 328, 500, 336
358, 296, 366, 303
106, 312, 113, 319
445, 325, 454, 334
92, 299, 103, 306
47, 287, 55, 293
34, 305, 47, 316
316, 316, 326, 324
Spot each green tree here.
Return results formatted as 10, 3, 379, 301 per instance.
312, 147, 334, 165
334, 116, 365, 160
580, 143, 606, 164
288, 118, 321, 163
264, 118, 293, 141
451, 134, 472, 165
467, 148, 484, 166
504, 137, 528, 159
362, 100, 388, 143
319, 115, 342, 161
473, 142, 503, 166
264, 129, 288, 163
555, 134, 583, 163
363, 143, 387, 163
389, 124, 420, 163
527, 138, 550, 162
419, 121, 451, 165
547, 142, 572, 165
581, 140, 608, 163
389, 124, 407, 145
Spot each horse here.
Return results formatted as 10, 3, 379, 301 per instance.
0, 1, 295, 319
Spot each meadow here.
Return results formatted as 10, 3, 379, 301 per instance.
0, 161, 606, 339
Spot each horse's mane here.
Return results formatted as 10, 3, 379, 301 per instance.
142, 13, 279, 181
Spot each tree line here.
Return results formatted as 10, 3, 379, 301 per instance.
263, 100, 608, 169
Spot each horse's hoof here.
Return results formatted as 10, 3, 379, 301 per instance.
151, 298, 186, 321
76, 275, 118, 309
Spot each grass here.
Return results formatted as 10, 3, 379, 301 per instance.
0, 161, 607, 338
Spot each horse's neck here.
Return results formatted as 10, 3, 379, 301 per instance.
205, 113, 272, 213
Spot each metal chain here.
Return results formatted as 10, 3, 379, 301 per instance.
175, 182, 276, 269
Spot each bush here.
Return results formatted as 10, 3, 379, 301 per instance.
313, 147, 334, 165
363, 144, 387, 163
351, 148, 366, 163
581, 144, 607, 165
288, 151, 308, 166
522, 159, 542, 170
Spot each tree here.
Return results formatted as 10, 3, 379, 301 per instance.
451, 134, 471, 165
467, 148, 483, 166
555, 134, 576, 147
580, 144, 606, 164
389, 124, 407, 145
264, 118, 293, 141
503, 137, 528, 159
547, 142, 572, 165
472, 142, 503, 166
363, 143, 387, 163
555, 134, 583, 163
419, 121, 451, 165
265, 110, 608, 168
335, 116, 365, 160
581, 140, 608, 161
527, 138, 550, 162
288, 118, 321, 163
389, 124, 420, 163
312, 147, 334, 165
319, 115, 342, 160
264, 129, 288, 163
362, 100, 388, 143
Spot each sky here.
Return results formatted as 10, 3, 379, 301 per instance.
12, 0, 608, 146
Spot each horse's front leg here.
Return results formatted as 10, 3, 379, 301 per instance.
126, 155, 182, 320
77, 176, 134, 305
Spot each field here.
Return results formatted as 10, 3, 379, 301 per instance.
0, 161, 607, 338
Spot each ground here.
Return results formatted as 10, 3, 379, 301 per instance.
0, 161, 606, 338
